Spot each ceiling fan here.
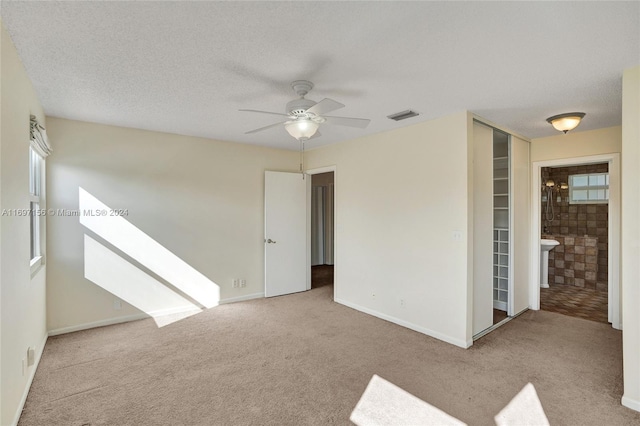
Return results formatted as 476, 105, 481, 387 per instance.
240, 80, 370, 141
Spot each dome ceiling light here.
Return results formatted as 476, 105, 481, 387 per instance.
546, 112, 586, 134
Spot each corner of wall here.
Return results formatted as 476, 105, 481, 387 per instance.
621, 65, 640, 412
465, 111, 475, 344
306, 110, 474, 348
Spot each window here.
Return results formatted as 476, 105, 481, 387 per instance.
28, 115, 51, 274
29, 146, 43, 263
569, 172, 609, 204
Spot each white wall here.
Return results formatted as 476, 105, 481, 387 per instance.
621, 65, 640, 412
305, 111, 473, 347
0, 23, 48, 426
45, 117, 298, 333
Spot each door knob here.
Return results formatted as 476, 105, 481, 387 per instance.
266, 239, 276, 244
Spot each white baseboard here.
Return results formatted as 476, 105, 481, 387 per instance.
147, 305, 201, 317
48, 313, 148, 336
335, 298, 471, 349
220, 292, 264, 304
47, 294, 266, 337
12, 333, 48, 426
622, 395, 640, 412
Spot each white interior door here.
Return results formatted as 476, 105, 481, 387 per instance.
265, 171, 309, 297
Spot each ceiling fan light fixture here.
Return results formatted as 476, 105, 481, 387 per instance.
285, 119, 319, 141
546, 112, 585, 134
242, 80, 369, 140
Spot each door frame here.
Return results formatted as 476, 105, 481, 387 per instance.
306, 165, 337, 299
530, 153, 621, 329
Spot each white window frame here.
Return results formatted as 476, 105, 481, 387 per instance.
30, 146, 44, 275
569, 172, 609, 204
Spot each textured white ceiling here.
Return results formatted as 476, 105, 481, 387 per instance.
2, 1, 639, 150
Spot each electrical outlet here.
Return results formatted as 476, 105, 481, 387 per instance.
113, 298, 122, 310
452, 230, 462, 241
27, 347, 35, 366
240, 279, 246, 288
400, 299, 405, 307
232, 279, 239, 288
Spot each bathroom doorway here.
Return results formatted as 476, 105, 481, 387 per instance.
531, 154, 620, 329
540, 162, 608, 322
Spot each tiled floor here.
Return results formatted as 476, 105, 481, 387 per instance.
540, 284, 608, 323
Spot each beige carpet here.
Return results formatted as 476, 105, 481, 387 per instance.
19, 284, 640, 425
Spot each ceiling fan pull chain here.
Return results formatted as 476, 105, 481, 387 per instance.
300, 139, 305, 179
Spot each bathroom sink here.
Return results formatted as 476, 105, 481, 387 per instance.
541, 239, 560, 251
540, 238, 560, 288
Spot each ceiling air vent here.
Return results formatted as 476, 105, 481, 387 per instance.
387, 110, 419, 121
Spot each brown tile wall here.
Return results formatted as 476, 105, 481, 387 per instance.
541, 163, 608, 284
545, 235, 600, 290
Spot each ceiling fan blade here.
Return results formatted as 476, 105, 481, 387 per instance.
323, 115, 371, 129
245, 121, 287, 134
306, 98, 345, 115
239, 109, 290, 118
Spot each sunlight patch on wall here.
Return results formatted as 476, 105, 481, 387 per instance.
79, 187, 219, 308
84, 235, 202, 327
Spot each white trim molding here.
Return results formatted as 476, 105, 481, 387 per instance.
622, 396, 640, 413
48, 293, 266, 336
47, 313, 148, 336
219, 292, 264, 304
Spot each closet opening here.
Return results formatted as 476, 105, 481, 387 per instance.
472, 118, 530, 341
